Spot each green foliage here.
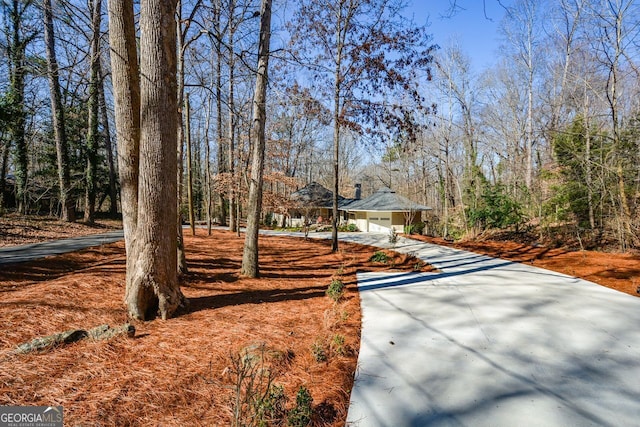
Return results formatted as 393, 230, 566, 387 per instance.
466, 183, 525, 231
326, 278, 344, 302
388, 228, 399, 245
227, 344, 287, 427
256, 385, 287, 427
369, 251, 389, 263
263, 212, 273, 227
337, 223, 358, 232
310, 340, 327, 362
287, 386, 313, 427
404, 222, 425, 235
331, 334, 345, 356
551, 117, 601, 227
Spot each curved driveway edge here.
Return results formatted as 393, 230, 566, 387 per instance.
0, 230, 124, 265
342, 234, 640, 427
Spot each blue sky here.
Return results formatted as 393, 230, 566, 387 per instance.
405, 0, 511, 71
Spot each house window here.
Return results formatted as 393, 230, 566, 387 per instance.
370, 217, 379, 220
381, 217, 390, 221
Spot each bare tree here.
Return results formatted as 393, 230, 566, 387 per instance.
108, 0, 186, 320
84, 0, 101, 223
241, 0, 271, 278
291, 0, 434, 251
43, 0, 74, 221
501, 0, 545, 189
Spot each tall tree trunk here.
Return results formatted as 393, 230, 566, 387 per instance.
98, 61, 118, 216
44, 0, 74, 222
175, 0, 188, 274
107, 0, 143, 312
214, 0, 227, 226
228, 0, 237, 232
0, 140, 10, 213
330, 7, 344, 253
185, 92, 196, 235
130, 0, 186, 320
84, 0, 101, 223
204, 87, 213, 235
241, 0, 272, 278
10, 0, 28, 214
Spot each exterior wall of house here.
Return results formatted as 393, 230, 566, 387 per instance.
348, 211, 368, 232
347, 210, 423, 233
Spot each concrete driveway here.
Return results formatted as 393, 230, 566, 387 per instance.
338, 234, 640, 427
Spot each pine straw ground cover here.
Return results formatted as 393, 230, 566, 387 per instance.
0, 229, 433, 426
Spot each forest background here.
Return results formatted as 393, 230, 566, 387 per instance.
1, 0, 639, 253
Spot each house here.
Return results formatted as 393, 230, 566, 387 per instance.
278, 181, 358, 227
346, 187, 431, 233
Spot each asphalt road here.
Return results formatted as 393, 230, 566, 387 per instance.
0, 230, 124, 265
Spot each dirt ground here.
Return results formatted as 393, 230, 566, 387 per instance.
410, 235, 640, 298
0, 227, 431, 426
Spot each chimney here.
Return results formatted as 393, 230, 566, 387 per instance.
354, 183, 362, 200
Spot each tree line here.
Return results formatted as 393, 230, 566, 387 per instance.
371, 0, 640, 251
0, 0, 433, 319
1, 0, 638, 319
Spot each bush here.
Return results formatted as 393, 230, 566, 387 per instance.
338, 223, 358, 232
263, 212, 273, 227
369, 250, 389, 263
257, 385, 287, 426
287, 386, 313, 427
326, 279, 344, 302
388, 228, 398, 245
310, 340, 327, 362
331, 334, 345, 356
466, 183, 526, 231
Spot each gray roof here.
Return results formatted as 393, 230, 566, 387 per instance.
345, 187, 431, 212
291, 182, 355, 209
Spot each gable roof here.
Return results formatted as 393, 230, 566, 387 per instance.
345, 187, 431, 212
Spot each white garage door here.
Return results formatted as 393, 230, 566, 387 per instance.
368, 213, 392, 233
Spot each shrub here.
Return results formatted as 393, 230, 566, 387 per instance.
337, 223, 358, 232
227, 344, 287, 427
369, 250, 389, 263
263, 212, 273, 227
331, 334, 345, 356
326, 278, 344, 302
388, 228, 398, 245
466, 183, 526, 231
310, 341, 327, 362
257, 385, 287, 427
287, 386, 313, 427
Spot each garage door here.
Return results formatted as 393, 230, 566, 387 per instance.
368, 213, 392, 233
